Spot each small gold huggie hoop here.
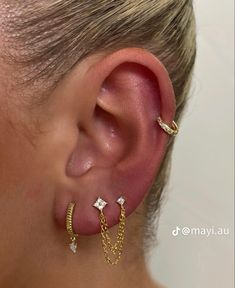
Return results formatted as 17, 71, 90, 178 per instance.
66, 202, 78, 253
93, 197, 126, 265
157, 116, 179, 136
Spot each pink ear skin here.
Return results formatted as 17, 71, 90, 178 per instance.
53, 48, 176, 235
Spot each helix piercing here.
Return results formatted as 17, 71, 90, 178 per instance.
157, 116, 179, 136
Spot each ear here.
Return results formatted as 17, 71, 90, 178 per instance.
54, 48, 176, 235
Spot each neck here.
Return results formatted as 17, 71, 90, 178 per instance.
2, 211, 159, 288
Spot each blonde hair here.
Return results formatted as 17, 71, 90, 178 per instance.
1, 0, 196, 240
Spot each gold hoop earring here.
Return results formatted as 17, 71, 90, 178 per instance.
157, 116, 179, 136
93, 197, 126, 265
66, 202, 78, 253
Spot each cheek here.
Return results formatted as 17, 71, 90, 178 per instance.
0, 120, 26, 178
0, 113, 47, 200
0, 113, 55, 270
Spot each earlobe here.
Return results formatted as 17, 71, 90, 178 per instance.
54, 48, 176, 236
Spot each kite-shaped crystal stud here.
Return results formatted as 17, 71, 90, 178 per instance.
116, 196, 125, 206
93, 197, 108, 211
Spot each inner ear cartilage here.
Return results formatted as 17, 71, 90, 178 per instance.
93, 196, 126, 265
66, 202, 78, 254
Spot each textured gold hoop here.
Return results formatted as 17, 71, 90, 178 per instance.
66, 202, 78, 253
93, 197, 126, 265
157, 116, 179, 136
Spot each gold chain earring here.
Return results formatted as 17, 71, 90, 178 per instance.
93, 196, 126, 265
66, 202, 78, 253
157, 116, 179, 136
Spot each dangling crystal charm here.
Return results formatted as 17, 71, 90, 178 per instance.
69, 240, 77, 254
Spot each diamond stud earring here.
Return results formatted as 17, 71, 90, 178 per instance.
117, 196, 125, 206
93, 197, 108, 211
93, 196, 126, 265
66, 202, 78, 253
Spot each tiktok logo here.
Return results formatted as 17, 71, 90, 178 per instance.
172, 226, 181, 237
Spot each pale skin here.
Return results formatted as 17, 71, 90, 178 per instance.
0, 46, 175, 288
